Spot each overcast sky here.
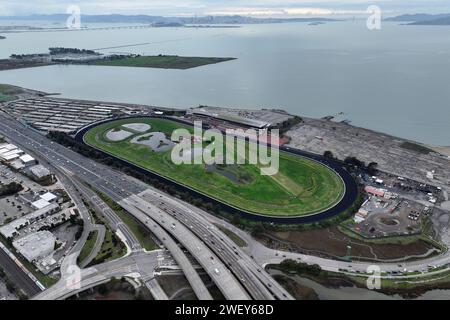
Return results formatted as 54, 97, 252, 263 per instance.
0, 0, 449, 17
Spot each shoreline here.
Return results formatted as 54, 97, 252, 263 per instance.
428, 145, 450, 157
1, 83, 449, 152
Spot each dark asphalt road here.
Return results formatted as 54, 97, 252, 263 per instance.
0, 247, 41, 297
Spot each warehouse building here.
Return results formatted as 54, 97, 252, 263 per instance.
13, 231, 56, 262
0, 203, 59, 239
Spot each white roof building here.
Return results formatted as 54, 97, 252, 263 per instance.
1, 153, 21, 161
13, 231, 56, 262
0, 144, 18, 151
2, 149, 23, 157
31, 199, 52, 210
19, 154, 36, 165
40, 192, 57, 202
30, 165, 51, 179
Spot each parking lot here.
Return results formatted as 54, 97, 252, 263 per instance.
352, 197, 425, 238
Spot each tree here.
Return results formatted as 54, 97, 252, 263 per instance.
344, 156, 365, 168
97, 283, 109, 296
231, 214, 241, 226
251, 223, 265, 238
367, 162, 379, 175
323, 151, 334, 159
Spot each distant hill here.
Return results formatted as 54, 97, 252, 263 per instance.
386, 13, 450, 25
385, 13, 450, 22
0, 14, 339, 25
409, 16, 450, 25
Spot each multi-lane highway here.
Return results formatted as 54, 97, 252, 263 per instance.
34, 250, 160, 300
126, 190, 291, 299
3, 109, 448, 301
0, 111, 292, 299
69, 175, 141, 253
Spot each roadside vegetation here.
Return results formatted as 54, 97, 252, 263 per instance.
77, 230, 99, 265
87, 228, 126, 266
79, 198, 126, 266
214, 224, 247, 247
94, 191, 158, 251
0, 84, 19, 102
270, 259, 450, 299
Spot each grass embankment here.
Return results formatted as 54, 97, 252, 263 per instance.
0, 84, 19, 102
77, 230, 98, 265
85, 118, 345, 218
88, 228, 126, 266
214, 224, 247, 247
95, 192, 158, 251
92, 55, 236, 70
80, 199, 126, 266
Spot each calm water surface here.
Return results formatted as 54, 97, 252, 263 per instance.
0, 21, 449, 145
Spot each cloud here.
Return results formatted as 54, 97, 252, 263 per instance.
0, 0, 448, 17
204, 7, 368, 16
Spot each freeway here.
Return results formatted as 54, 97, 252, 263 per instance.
119, 200, 215, 300
34, 250, 159, 300
69, 175, 141, 252
0, 111, 290, 300
132, 190, 291, 300
121, 195, 250, 300
0, 112, 215, 300
5, 109, 449, 299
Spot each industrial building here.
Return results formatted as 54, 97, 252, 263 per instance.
29, 164, 52, 181
12, 231, 56, 262
0, 203, 59, 239
189, 106, 294, 130
19, 154, 36, 166
191, 108, 270, 129
0, 142, 36, 168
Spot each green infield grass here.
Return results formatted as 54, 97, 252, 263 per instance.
84, 118, 345, 218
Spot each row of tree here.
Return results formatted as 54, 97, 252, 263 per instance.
323, 151, 379, 176
0, 182, 23, 197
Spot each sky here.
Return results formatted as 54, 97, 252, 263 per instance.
0, 0, 449, 17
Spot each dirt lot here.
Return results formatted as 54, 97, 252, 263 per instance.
264, 226, 437, 262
